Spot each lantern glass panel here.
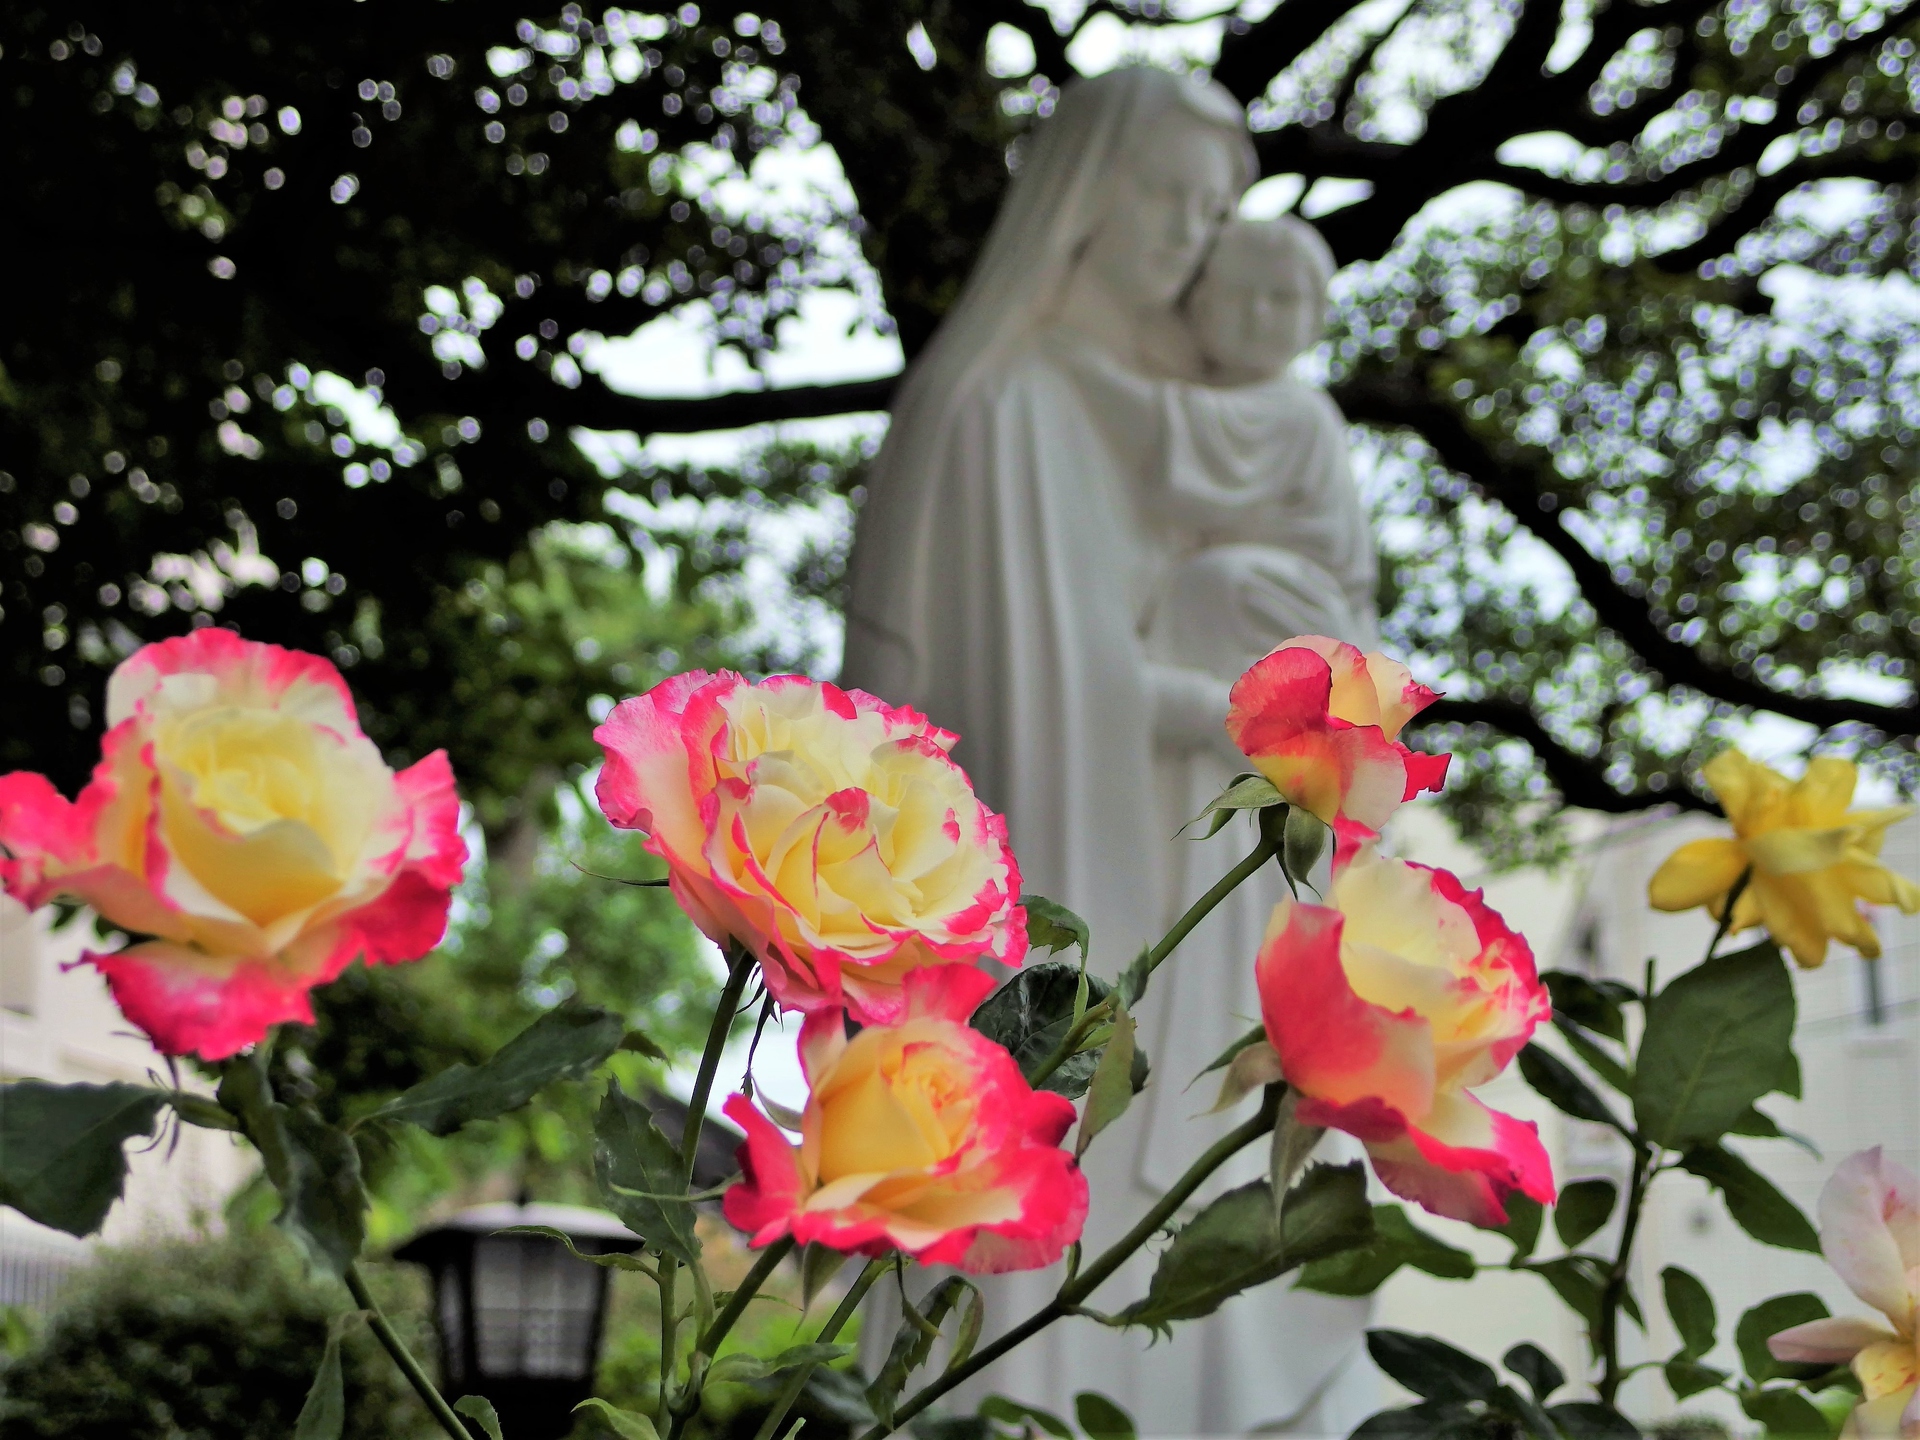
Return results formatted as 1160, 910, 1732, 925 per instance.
471, 1236, 601, 1380
435, 1268, 468, 1386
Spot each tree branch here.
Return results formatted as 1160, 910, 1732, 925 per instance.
1214, 0, 1377, 105
532, 375, 900, 437
1334, 371, 1920, 734
1420, 697, 1719, 815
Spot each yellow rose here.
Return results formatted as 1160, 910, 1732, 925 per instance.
1649, 750, 1919, 966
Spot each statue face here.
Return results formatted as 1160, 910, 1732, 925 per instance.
1076, 124, 1240, 310
1187, 236, 1321, 380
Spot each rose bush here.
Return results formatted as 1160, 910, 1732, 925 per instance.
0, 631, 464, 1059
1254, 824, 1555, 1225
1225, 636, 1450, 832
721, 965, 1087, 1273
1768, 1148, 1920, 1438
1649, 749, 1920, 967
594, 670, 1026, 1023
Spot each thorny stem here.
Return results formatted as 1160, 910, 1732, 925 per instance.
1027, 829, 1281, 1088
696, 1236, 796, 1361
750, 1257, 890, 1440
855, 1087, 1286, 1439
345, 1263, 475, 1440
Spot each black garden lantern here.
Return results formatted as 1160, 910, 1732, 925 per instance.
395, 1202, 640, 1439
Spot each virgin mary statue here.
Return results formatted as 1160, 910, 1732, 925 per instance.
840, 66, 1380, 1436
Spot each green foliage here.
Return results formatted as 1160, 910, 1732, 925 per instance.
0, 1233, 428, 1439
1737, 1295, 1832, 1386
1118, 1163, 1374, 1329
1295, 1203, 1476, 1296
0, 1082, 165, 1238
1552, 1179, 1618, 1250
1634, 942, 1797, 1149
1520, 1045, 1626, 1134
218, 1052, 368, 1278
1679, 1145, 1820, 1253
363, 1003, 627, 1136
594, 1079, 701, 1266
1021, 896, 1090, 963
1073, 1001, 1135, 1158
971, 962, 1114, 1100
1663, 1267, 1718, 1364
451, 1395, 504, 1440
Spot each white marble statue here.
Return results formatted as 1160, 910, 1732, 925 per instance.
840, 67, 1380, 1438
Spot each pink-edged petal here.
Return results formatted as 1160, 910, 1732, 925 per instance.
1820, 1148, 1920, 1326
720, 1094, 812, 1246
1403, 1090, 1555, 1206
1228, 645, 1337, 760
1258, 898, 1436, 1122
593, 671, 723, 855
946, 1149, 1090, 1275
1360, 651, 1442, 740
1399, 746, 1452, 801
106, 628, 357, 734
386, 751, 468, 888
1365, 1137, 1511, 1227
797, 1007, 850, 1087
0, 771, 97, 905
898, 963, 997, 1024
345, 868, 455, 965
89, 943, 320, 1060
1769, 1316, 1899, 1364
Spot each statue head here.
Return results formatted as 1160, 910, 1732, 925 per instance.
1185, 216, 1337, 385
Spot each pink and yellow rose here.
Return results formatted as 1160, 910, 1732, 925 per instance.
1225, 637, 1450, 833
1769, 1148, 1920, 1438
594, 671, 1026, 1024
1255, 825, 1554, 1225
721, 965, 1087, 1272
0, 632, 465, 1059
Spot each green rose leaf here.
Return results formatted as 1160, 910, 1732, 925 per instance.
1680, 1144, 1820, 1253
1295, 1203, 1475, 1297
216, 1056, 366, 1277
1022, 896, 1091, 962
1663, 1264, 1718, 1362
1554, 1018, 1633, 1094
453, 1395, 505, 1440
1553, 1178, 1619, 1250
1541, 971, 1636, 1041
293, 1316, 355, 1440
978, 1396, 1074, 1438
973, 961, 1116, 1099
1519, 1044, 1626, 1133
1075, 1001, 1136, 1157
594, 1079, 700, 1265
1485, 1192, 1545, 1261
1522, 1256, 1609, 1328
0, 1081, 166, 1237
1075, 1392, 1138, 1440
866, 1276, 978, 1427
1502, 1343, 1565, 1403
367, 1004, 626, 1135
1547, 1401, 1643, 1438
1740, 1386, 1836, 1438
1365, 1330, 1498, 1404
1664, 1359, 1729, 1401
708, 1342, 853, 1386
1634, 941, 1796, 1148
574, 1397, 662, 1440
1737, 1294, 1831, 1385
1120, 1162, 1374, 1329
1351, 1401, 1482, 1438
1281, 805, 1327, 884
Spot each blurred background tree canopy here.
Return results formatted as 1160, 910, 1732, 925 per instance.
4, 0, 1919, 869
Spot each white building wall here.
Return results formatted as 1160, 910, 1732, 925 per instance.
0, 895, 254, 1305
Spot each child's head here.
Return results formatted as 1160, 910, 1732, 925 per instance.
1185, 216, 1335, 384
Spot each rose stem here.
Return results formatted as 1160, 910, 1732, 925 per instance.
660, 942, 759, 1431
746, 1257, 891, 1440
1704, 866, 1753, 961
345, 1263, 475, 1439
1028, 828, 1280, 1088
860, 1086, 1286, 1439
